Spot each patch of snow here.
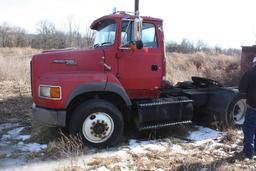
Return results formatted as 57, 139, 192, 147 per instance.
128, 139, 140, 148
231, 144, 237, 149
214, 149, 228, 157
171, 144, 184, 153
93, 166, 110, 171
187, 126, 221, 141
0, 123, 20, 132
20, 143, 47, 152
17, 135, 31, 141
120, 166, 132, 171
1, 126, 31, 141
128, 139, 167, 153
1, 127, 24, 140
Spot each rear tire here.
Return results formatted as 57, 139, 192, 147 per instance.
215, 95, 246, 129
69, 99, 124, 147
226, 95, 246, 127
193, 95, 246, 129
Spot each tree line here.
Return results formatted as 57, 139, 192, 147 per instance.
0, 20, 241, 56
166, 39, 241, 56
0, 19, 95, 49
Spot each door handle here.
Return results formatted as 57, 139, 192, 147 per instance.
151, 65, 158, 71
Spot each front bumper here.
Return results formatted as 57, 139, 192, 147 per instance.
32, 103, 66, 127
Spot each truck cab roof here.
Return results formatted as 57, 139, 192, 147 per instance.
90, 11, 163, 30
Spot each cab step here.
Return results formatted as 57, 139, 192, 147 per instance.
139, 120, 192, 131
136, 97, 194, 127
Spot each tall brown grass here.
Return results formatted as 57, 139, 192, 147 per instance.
166, 52, 241, 86
0, 48, 39, 84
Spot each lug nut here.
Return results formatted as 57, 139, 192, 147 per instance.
90, 115, 96, 120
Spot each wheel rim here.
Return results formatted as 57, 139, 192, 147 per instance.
82, 112, 114, 143
232, 99, 246, 125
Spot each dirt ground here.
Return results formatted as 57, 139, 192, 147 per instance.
1, 80, 256, 171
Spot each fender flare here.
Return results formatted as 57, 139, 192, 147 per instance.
65, 82, 132, 109
205, 87, 238, 116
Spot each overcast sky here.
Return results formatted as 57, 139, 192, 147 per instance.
0, 0, 255, 48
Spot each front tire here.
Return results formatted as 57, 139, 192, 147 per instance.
69, 99, 124, 147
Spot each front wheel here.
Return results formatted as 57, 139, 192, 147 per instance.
69, 99, 124, 147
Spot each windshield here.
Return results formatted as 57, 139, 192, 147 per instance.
93, 20, 116, 48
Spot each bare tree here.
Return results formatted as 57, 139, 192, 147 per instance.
83, 26, 95, 48
0, 22, 11, 47
32, 20, 66, 49
13, 27, 28, 47
66, 16, 81, 47
36, 20, 56, 49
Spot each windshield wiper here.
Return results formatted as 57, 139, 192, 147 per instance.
93, 42, 113, 48
93, 44, 100, 48
100, 42, 113, 46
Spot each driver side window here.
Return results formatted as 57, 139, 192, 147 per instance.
121, 21, 158, 48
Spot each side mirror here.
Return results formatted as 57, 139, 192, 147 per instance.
132, 17, 143, 50
130, 40, 143, 50
134, 17, 143, 42
135, 40, 143, 50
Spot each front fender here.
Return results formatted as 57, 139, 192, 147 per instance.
106, 73, 132, 106
65, 73, 131, 108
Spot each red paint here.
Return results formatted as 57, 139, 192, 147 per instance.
31, 13, 164, 109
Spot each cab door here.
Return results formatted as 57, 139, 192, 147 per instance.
117, 20, 163, 99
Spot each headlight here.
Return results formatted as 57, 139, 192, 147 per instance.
39, 85, 61, 100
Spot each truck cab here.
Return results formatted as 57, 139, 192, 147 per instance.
31, 11, 246, 147
91, 12, 165, 99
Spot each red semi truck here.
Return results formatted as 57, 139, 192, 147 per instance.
31, 2, 246, 147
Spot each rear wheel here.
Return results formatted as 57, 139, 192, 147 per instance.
217, 95, 246, 128
193, 95, 247, 129
228, 96, 246, 126
69, 99, 124, 147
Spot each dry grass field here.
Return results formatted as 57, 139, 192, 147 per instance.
1, 48, 254, 171
166, 52, 241, 86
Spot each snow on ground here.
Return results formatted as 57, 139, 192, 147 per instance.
1, 123, 236, 171
187, 125, 221, 141
0, 123, 20, 132
1, 127, 31, 141
0, 123, 47, 169
0, 125, 252, 171
19, 142, 47, 152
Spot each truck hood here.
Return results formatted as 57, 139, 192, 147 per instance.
31, 48, 104, 78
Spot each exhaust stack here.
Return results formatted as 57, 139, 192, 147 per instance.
135, 0, 139, 15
